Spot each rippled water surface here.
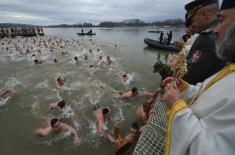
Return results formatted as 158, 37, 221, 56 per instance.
0, 27, 184, 155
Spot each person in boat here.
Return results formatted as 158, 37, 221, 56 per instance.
167, 30, 173, 45
0, 87, 16, 97
121, 87, 138, 99
158, 31, 164, 44
81, 29, 84, 34
88, 29, 92, 35
182, 0, 226, 85
161, 0, 235, 154
94, 107, 111, 135
47, 100, 66, 113
35, 118, 80, 144
36, 27, 40, 34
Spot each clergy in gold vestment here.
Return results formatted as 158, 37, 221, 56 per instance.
162, 1, 235, 155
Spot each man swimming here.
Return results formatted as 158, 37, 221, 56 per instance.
35, 118, 80, 144
0, 87, 16, 97
121, 87, 138, 99
94, 107, 111, 135
47, 100, 66, 113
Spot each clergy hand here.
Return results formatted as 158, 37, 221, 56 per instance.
162, 83, 181, 109
162, 77, 184, 89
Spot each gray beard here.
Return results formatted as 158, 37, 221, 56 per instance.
215, 22, 235, 63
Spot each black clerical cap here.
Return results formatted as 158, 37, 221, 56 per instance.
220, 0, 235, 10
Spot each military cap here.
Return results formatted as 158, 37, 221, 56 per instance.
220, 0, 235, 10
185, 0, 218, 23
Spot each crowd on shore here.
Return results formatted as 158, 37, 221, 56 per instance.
0, 26, 44, 38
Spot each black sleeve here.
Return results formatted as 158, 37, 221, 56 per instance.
183, 33, 226, 85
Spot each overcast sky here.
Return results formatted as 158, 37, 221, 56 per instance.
0, 0, 222, 25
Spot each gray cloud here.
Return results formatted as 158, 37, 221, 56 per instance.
0, 0, 192, 25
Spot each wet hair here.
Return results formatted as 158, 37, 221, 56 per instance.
74, 56, 78, 61
102, 107, 110, 115
131, 123, 139, 129
54, 59, 58, 63
99, 56, 102, 60
57, 100, 65, 108
56, 77, 62, 82
34, 59, 39, 64
50, 118, 60, 128
89, 65, 94, 68
123, 74, 127, 78
132, 87, 138, 93
143, 101, 152, 113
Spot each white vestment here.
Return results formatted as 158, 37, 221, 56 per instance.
168, 66, 235, 155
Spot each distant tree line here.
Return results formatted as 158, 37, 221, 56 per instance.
0, 19, 185, 28
98, 19, 184, 27
46, 23, 94, 28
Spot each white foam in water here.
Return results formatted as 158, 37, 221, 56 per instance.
69, 81, 82, 90
0, 96, 11, 106
89, 121, 98, 134
36, 80, 49, 89
73, 120, 81, 132
62, 106, 75, 118
5, 77, 23, 87
41, 131, 72, 146
123, 73, 134, 85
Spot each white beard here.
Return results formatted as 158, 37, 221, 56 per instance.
216, 21, 235, 63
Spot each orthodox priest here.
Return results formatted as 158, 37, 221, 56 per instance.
162, 0, 235, 155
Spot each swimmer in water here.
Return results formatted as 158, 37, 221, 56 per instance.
136, 101, 155, 124
55, 76, 65, 88
74, 56, 79, 64
34, 59, 43, 65
119, 71, 128, 83
35, 118, 80, 144
107, 122, 140, 146
47, 100, 66, 113
94, 107, 111, 135
121, 87, 138, 99
0, 87, 16, 97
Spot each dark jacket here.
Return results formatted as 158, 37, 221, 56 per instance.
183, 20, 226, 85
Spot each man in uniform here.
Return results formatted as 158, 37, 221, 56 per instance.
162, 0, 235, 154
183, 0, 226, 85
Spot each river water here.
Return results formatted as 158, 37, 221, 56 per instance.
0, 27, 184, 155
